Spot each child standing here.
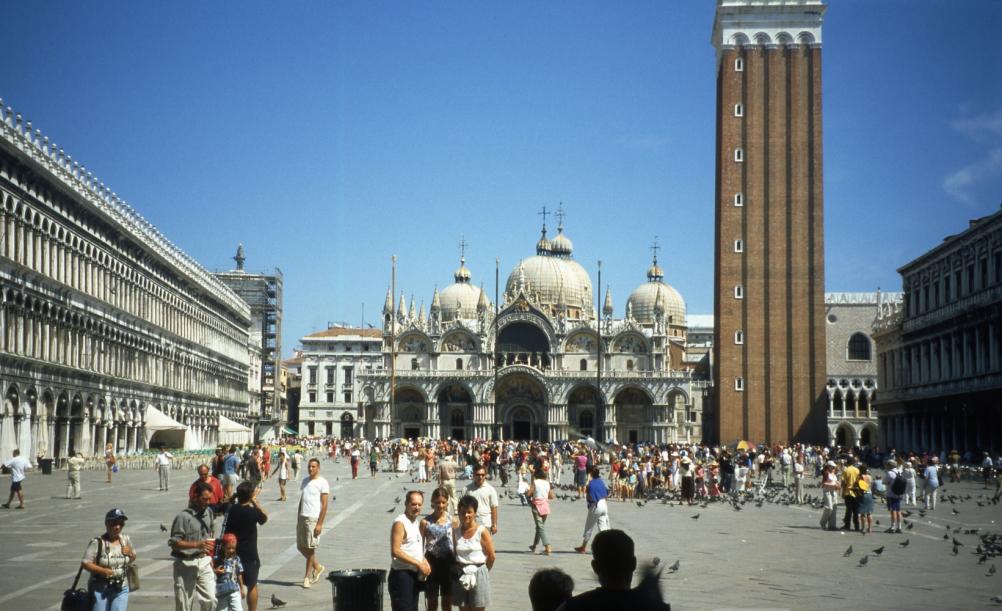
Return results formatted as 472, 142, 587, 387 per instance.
214, 533, 244, 611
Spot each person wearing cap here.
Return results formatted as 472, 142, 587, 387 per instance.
81, 508, 137, 610
882, 460, 904, 533
169, 481, 217, 610
213, 533, 244, 611
819, 461, 840, 531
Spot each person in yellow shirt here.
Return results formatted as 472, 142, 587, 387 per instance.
840, 458, 861, 532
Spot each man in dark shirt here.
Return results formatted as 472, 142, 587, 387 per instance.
558, 530, 670, 611
719, 452, 735, 494
219, 481, 268, 611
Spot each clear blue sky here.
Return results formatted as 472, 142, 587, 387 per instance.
4, 1, 1000, 356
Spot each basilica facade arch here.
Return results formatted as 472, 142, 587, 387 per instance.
355, 220, 706, 444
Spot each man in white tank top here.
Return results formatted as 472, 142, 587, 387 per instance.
389, 490, 431, 611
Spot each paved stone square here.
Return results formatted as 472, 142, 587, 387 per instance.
1, 459, 999, 610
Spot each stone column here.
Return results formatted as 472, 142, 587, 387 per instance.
990, 322, 999, 372
547, 403, 567, 442
423, 401, 440, 440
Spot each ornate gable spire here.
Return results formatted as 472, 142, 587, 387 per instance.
603, 286, 614, 317
430, 286, 441, 312
383, 286, 393, 315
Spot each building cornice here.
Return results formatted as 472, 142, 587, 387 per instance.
712, 0, 826, 64
0, 99, 250, 320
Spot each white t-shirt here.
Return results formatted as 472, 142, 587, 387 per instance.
464, 482, 499, 528
4, 456, 31, 482
531, 479, 550, 502
155, 452, 173, 467
300, 476, 331, 519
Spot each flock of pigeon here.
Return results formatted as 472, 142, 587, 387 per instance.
163, 459, 999, 608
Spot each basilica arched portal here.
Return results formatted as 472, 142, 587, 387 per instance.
394, 387, 426, 439
437, 384, 473, 440
614, 387, 654, 444
496, 373, 548, 441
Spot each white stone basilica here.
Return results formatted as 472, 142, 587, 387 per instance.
356, 215, 707, 443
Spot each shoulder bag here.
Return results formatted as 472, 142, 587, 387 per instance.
124, 534, 140, 591
61, 538, 99, 611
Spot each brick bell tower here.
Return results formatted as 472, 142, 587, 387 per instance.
712, 0, 828, 444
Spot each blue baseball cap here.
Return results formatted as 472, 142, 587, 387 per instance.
105, 508, 128, 522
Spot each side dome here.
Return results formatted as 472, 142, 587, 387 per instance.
439, 282, 485, 321
627, 257, 685, 324
438, 256, 488, 321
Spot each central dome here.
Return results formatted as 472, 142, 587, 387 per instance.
505, 256, 593, 315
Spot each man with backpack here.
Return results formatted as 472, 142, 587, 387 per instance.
882, 459, 905, 533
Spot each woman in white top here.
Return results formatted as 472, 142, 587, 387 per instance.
452, 495, 496, 611
271, 449, 290, 501
902, 461, 918, 506
82, 508, 137, 610
527, 466, 554, 555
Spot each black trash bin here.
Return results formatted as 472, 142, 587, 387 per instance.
39, 458, 54, 475
327, 568, 386, 611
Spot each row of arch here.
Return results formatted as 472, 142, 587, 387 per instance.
728, 31, 817, 47
381, 374, 691, 443
396, 323, 652, 356
1, 283, 248, 405
0, 382, 244, 463
831, 421, 879, 449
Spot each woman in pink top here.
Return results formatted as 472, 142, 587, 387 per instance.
574, 451, 589, 499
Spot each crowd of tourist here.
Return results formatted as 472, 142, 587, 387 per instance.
5, 432, 999, 610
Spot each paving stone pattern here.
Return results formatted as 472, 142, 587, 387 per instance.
1, 460, 999, 610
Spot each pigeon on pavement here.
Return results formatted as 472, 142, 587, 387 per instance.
843, 545, 853, 557
270, 593, 287, 608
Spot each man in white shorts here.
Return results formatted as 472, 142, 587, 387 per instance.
298, 458, 331, 588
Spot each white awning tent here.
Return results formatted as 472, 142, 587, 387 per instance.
218, 414, 252, 446
143, 406, 187, 449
